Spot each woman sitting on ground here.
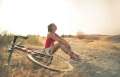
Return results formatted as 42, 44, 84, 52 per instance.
45, 23, 80, 61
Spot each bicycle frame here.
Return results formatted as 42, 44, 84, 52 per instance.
8, 35, 52, 65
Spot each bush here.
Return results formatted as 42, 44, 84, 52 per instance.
24, 35, 43, 46
0, 34, 13, 47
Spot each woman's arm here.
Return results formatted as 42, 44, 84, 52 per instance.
50, 33, 69, 46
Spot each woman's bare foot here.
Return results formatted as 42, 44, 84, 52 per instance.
70, 53, 81, 61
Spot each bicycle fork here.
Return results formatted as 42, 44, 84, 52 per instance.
8, 36, 17, 65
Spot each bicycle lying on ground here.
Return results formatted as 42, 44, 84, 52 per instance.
8, 35, 73, 72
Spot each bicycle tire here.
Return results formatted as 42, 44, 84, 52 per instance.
27, 53, 73, 72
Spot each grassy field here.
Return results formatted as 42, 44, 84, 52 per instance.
0, 35, 120, 77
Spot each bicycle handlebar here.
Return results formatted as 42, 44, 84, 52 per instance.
14, 35, 28, 39
9, 35, 28, 50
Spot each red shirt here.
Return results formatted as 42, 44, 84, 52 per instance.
45, 33, 58, 48
45, 37, 55, 48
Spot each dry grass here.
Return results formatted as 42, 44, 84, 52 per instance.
0, 35, 120, 77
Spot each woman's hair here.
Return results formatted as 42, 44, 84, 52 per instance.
48, 23, 55, 32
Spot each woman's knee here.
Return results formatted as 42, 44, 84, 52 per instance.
54, 43, 71, 51
52, 43, 61, 50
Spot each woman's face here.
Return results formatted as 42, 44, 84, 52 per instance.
52, 24, 57, 32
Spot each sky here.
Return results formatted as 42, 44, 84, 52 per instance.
0, 0, 120, 36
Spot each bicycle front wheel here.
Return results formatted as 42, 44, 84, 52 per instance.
27, 52, 73, 72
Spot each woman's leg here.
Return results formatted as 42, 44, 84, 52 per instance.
51, 43, 61, 54
51, 43, 80, 60
60, 44, 80, 60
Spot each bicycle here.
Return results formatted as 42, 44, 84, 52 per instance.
7, 35, 73, 72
